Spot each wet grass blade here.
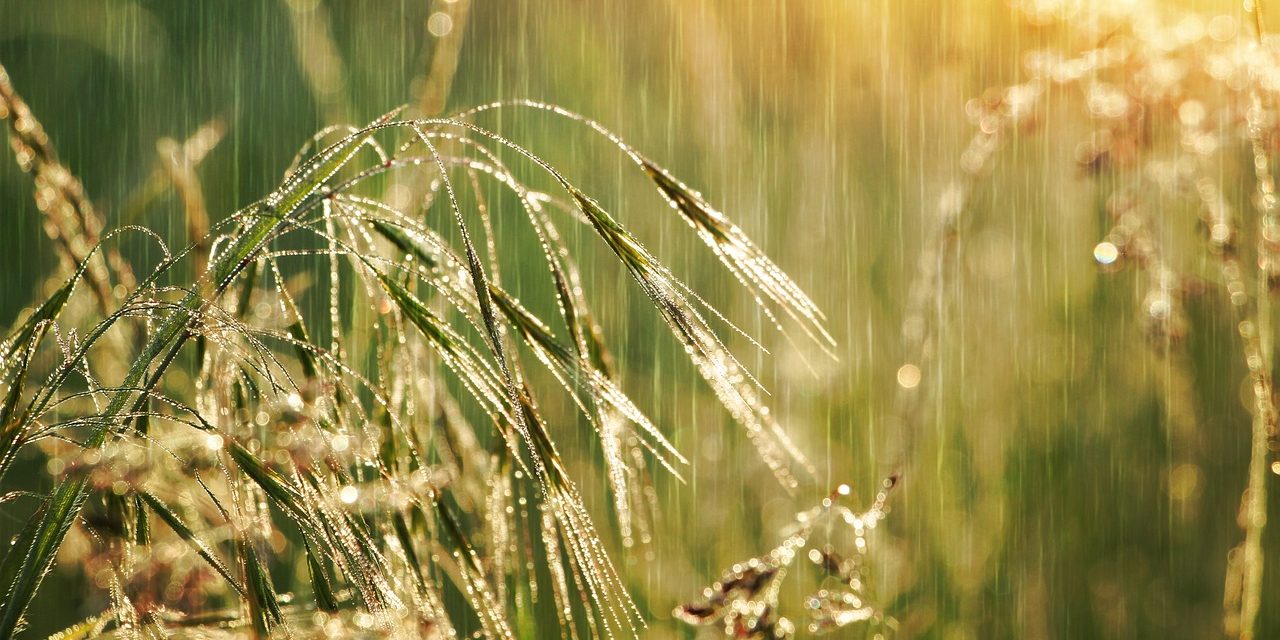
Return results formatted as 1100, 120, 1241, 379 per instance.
304, 538, 340, 613
42, 611, 111, 640
0, 275, 74, 380
240, 537, 284, 639
0, 333, 42, 479
137, 491, 245, 597
0, 114, 394, 638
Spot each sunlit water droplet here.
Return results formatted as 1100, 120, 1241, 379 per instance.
340, 485, 359, 504
896, 364, 921, 389
428, 12, 453, 37
204, 434, 224, 451
1093, 241, 1119, 265
331, 434, 350, 452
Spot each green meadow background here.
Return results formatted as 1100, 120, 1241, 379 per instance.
0, 0, 1276, 637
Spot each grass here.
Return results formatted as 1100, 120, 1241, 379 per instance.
0, 45, 832, 637
5, 1, 1280, 639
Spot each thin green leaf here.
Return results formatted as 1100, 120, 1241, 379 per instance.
240, 537, 283, 639
303, 538, 340, 613
137, 491, 244, 596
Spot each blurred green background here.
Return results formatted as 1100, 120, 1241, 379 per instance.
1, 0, 1278, 637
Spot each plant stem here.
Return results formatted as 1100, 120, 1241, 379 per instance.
0, 117, 380, 637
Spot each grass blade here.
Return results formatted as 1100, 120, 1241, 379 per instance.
137, 491, 245, 597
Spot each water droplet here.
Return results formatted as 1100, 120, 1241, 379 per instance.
896, 364, 922, 389
428, 12, 453, 37
340, 485, 359, 504
1093, 241, 1119, 265
204, 434, 224, 451
331, 434, 350, 452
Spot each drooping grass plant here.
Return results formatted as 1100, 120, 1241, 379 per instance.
0, 56, 831, 638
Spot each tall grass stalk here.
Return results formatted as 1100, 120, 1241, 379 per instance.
0, 46, 830, 637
